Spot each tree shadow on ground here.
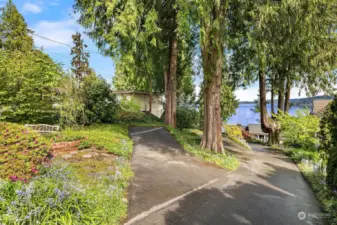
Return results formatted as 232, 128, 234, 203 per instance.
164, 161, 328, 225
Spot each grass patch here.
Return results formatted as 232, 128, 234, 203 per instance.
247, 137, 266, 145
270, 146, 321, 164
168, 128, 239, 170
53, 124, 133, 158
77, 140, 92, 150
228, 136, 252, 151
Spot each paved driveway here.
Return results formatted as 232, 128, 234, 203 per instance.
126, 127, 327, 225
126, 127, 227, 224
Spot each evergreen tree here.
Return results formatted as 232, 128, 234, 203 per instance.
0, 49, 63, 123
0, 1, 62, 123
74, 0, 195, 127
228, 0, 337, 145
0, 0, 33, 51
70, 32, 90, 82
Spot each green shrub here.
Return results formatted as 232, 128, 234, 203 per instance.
327, 150, 337, 191
116, 97, 145, 122
275, 110, 320, 149
285, 148, 321, 163
224, 125, 243, 140
77, 140, 92, 150
0, 122, 52, 181
319, 96, 337, 191
82, 75, 118, 124
176, 107, 199, 129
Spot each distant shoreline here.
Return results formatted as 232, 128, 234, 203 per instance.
239, 95, 333, 104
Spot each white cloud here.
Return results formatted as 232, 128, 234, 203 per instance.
23, 2, 42, 14
195, 84, 201, 97
235, 87, 260, 102
49, 1, 59, 6
32, 19, 81, 50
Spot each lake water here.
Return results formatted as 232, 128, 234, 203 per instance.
227, 103, 304, 126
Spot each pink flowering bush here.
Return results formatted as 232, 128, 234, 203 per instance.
0, 122, 52, 181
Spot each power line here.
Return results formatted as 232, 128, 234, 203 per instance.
30, 31, 104, 56
38, 48, 113, 78
28, 31, 115, 76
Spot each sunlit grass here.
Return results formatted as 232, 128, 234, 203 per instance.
168, 128, 240, 170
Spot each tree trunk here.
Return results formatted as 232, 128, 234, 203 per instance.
164, 14, 177, 128
284, 77, 291, 113
149, 79, 152, 114
277, 84, 285, 113
259, 69, 273, 134
164, 64, 171, 124
271, 80, 275, 115
170, 37, 177, 128
200, 27, 224, 154
268, 129, 280, 145
260, 70, 280, 145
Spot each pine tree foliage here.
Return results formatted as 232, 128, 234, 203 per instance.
227, 0, 337, 144
0, 0, 33, 51
71, 32, 90, 82
0, 50, 63, 123
0, 1, 62, 124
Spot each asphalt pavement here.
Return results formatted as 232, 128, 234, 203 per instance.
125, 127, 327, 225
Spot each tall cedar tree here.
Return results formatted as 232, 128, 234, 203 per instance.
74, 0, 186, 128
197, 0, 228, 153
71, 32, 90, 82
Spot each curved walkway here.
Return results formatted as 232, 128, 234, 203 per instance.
126, 127, 327, 225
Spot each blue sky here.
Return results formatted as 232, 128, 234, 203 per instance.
2, 0, 115, 83
2, 0, 330, 101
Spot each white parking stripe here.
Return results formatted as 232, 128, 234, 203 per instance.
124, 177, 221, 225
130, 127, 163, 136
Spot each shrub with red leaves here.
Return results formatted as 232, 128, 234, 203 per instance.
0, 122, 52, 181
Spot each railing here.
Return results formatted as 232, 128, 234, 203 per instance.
24, 124, 60, 133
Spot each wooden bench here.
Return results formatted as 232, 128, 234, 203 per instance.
24, 124, 60, 133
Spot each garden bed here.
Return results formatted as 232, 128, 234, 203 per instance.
0, 124, 133, 225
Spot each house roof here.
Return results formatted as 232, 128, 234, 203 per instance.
312, 99, 332, 117
248, 124, 268, 135
111, 90, 161, 95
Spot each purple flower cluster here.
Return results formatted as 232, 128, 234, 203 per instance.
54, 188, 69, 202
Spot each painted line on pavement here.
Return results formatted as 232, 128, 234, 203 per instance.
124, 177, 221, 225
130, 127, 163, 137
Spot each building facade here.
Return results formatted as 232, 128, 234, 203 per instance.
111, 91, 164, 118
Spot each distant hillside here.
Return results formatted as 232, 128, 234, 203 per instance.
240, 95, 334, 108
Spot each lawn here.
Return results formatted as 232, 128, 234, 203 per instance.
169, 128, 240, 170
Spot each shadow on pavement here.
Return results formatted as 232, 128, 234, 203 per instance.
164, 160, 328, 225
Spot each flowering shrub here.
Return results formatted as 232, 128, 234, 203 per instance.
0, 164, 132, 224
224, 125, 243, 140
0, 122, 52, 181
